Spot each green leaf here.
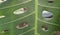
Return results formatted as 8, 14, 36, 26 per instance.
0, 0, 36, 35
38, 0, 60, 35
0, 0, 60, 35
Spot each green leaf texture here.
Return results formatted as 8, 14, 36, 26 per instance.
0, 0, 60, 35
38, 0, 60, 35
0, 0, 36, 35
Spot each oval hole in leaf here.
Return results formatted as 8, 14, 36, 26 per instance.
41, 25, 48, 32
42, 10, 53, 20
48, 0, 54, 3
1, 29, 9, 33
54, 31, 60, 35
0, 0, 7, 3
16, 22, 29, 29
13, 8, 27, 15
0, 15, 5, 18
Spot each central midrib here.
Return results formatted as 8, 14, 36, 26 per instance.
35, 0, 38, 35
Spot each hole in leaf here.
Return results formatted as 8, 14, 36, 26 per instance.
41, 25, 48, 32
0, 0, 7, 3
1, 29, 9, 33
54, 31, 60, 35
0, 15, 5, 18
16, 22, 29, 29
42, 10, 53, 20
48, 0, 54, 3
13, 8, 28, 15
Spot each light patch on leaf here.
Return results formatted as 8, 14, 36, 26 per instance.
42, 28, 48, 32
13, 8, 27, 15
16, 22, 29, 29
0, 15, 5, 18
0, 0, 7, 4
42, 10, 53, 20
41, 25, 48, 32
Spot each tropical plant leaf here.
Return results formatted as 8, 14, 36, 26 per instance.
0, 0, 60, 35
38, 0, 60, 35
0, 0, 36, 35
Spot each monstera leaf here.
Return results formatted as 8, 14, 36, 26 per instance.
0, 0, 36, 35
38, 0, 60, 35
0, 0, 60, 35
